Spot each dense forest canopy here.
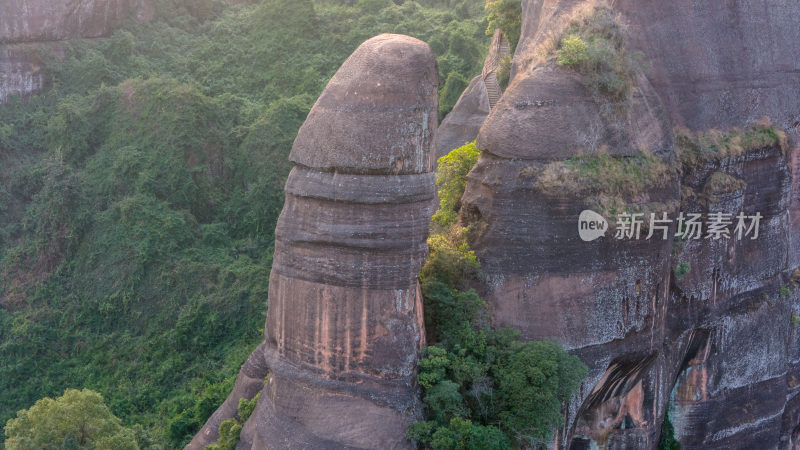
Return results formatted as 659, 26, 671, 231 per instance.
0, 0, 490, 446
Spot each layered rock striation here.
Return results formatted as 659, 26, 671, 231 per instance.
193, 33, 439, 449
456, 0, 800, 448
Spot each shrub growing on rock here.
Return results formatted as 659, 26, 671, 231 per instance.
410, 145, 588, 449
432, 141, 482, 229
556, 7, 638, 100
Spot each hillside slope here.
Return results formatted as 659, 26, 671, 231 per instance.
0, 1, 488, 447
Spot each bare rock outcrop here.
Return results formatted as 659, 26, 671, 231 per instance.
435, 29, 510, 158
0, 0, 152, 102
460, 0, 800, 448
0, 0, 152, 43
0, 44, 46, 104
195, 34, 438, 450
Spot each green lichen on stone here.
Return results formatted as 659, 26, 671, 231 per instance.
675, 118, 789, 166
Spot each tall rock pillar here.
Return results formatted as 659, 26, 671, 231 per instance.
238, 33, 438, 449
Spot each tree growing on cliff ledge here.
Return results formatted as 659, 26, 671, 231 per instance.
409, 146, 587, 449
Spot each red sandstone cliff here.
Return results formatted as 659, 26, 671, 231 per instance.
191, 33, 439, 449
457, 0, 800, 448
194, 1, 799, 448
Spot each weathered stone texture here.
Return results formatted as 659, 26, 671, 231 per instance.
228, 34, 437, 449
462, 0, 800, 448
0, 0, 151, 43
0, 0, 152, 102
0, 44, 45, 103
291, 34, 438, 175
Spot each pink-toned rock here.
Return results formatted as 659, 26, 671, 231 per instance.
203, 34, 437, 449
290, 34, 438, 175
462, 1, 800, 448
0, 0, 150, 43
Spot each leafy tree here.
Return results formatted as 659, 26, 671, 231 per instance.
4, 389, 137, 450
410, 146, 588, 448
431, 141, 481, 228
439, 72, 469, 119
557, 35, 589, 67
237, 393, 260, 422
205, 419, 241, 450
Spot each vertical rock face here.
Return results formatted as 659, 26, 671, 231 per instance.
0, 0, 150, 43
0, 45, 45, 104
0, 0, 152, 102
435, 29, 510, 158
234, 34, 438, 449
460, 0, 800, 448
665, 145, 797, 449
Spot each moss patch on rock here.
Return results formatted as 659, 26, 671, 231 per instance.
676, 117, 789, 166
703, 171, 747, 200
533, 152, 672, 198
525, 151, 677, 222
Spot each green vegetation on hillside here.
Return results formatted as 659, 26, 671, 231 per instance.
4, 389, 138, 450
409, 147, 587, 449
0, 0, 491, 447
